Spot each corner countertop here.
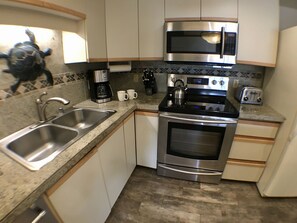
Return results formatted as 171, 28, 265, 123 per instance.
0, 92, 285, 223
228, 96, 285, 123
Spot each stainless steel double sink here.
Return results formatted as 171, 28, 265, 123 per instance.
0, 108, 116, 171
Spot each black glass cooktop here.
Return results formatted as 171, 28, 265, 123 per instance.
159, 94, 239, 118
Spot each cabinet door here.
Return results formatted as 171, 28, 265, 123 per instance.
99, 124, 128, 207
44, 0, 87, 13
229, 136, 274, 162
139, 0, 164, 60
165, 0, 201, 20
124, 113, 136, 177
85, 0, 107, 62
135, 111, 158, 169
237, 0, 279, 67
47, 150, 111, 223
201, 0, 237, 21
222, 159, 265, 182
105, 0, 138, 61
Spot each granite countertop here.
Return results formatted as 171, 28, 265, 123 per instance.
0, 92, 285, 222
228, 96, 285, 123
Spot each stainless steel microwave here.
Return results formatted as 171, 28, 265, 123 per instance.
164, 21, 238, 65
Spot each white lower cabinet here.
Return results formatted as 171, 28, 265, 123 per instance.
124, 113, 137, 177
135, 111, 159, 169
98, 123, 129, 207
222, 120, 280, 182
46, 113, 137, 222
47, 149, 111, 223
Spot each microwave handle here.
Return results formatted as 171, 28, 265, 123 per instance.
220, 27, 225, 58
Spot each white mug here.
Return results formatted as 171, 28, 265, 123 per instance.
117, 90, 128, 101
127, 89, 138, 100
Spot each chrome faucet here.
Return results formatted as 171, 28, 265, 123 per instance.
36, 92, 70, 122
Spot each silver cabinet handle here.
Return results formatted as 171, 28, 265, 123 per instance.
32, 210, 46, 223
158, 164, 222, 176
220, 26, 225, 58
159, 114, 237, 124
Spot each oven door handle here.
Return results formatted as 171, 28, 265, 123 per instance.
158, 164, 222, 176
160, 114, 237, 124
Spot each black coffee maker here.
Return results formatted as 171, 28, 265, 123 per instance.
88, 69, 113, 103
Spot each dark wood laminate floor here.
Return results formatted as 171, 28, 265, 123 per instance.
106, 166, 297, 223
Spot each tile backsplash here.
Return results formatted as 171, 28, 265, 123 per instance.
0, 59, 265, 139
109, 61, 265, 96
0, 61, 90, 139
0, 71, 86, 100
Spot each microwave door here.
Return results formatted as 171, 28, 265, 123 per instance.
167, 31, 222, 55
164, 21, 238, 64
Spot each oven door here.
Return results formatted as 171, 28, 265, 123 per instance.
164, 21, 238, 64
158, 112, 237, 172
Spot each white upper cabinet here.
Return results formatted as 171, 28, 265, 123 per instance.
165, 0, 201, 20
85, 0, 107, 62
105, 0, 139, 61
139, 0, 164, 60
44, 0, 87, 14
201, 0, 238, 21
237, 0, 279, 67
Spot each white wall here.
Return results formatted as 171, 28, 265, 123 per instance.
280, 0, 297, 30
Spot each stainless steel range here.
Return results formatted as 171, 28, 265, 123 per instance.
157, 74, 239, 184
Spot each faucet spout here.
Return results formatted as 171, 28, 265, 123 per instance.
36, 93, 70, 122
45, 97, 70, 105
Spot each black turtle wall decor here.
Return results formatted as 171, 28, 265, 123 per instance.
0, 29, 53, 93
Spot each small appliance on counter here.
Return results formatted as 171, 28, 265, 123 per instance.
88, 69, 113, 103
142, 69, 157, 95
235, 86, 263, 105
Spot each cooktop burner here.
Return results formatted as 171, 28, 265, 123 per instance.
159, 95, 239, 118
159, 74, 239, 118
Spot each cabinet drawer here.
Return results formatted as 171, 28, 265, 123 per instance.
222, 159, 265, 182
229, 136, 274, 161
235, 120, 279, 139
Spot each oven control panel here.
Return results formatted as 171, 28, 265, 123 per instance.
168, 74, 229, 91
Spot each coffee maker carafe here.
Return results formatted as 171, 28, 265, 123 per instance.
88, 69, 113, 103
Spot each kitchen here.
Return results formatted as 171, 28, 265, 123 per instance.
0, 0, 297, 222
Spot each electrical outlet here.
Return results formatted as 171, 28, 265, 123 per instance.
233, 79, 239, 88
133, 74, 139, 82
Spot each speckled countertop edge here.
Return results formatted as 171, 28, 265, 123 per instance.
0, 92, 285, 222
228, 96, 286, 123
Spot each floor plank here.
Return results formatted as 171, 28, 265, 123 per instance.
106, 166, 297, 223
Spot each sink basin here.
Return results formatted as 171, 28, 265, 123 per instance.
0, 124, 78, 171
0, 107, 116, 171
52, 108, 115, 131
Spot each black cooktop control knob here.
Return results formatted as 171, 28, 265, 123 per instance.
219, 80, 225, 86
212, 80, 217, 85
257, 97, 262, 102
244, 97, 249, 101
